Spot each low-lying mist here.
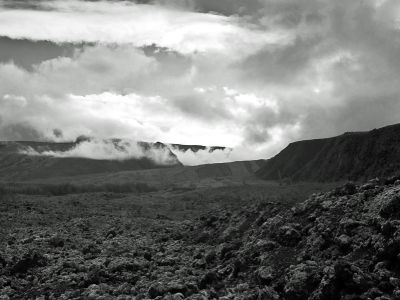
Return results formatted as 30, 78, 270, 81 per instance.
17, 138, 265, 166
19, 139, 180, 166
169, 146, 234, 166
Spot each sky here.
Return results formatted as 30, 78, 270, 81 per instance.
1, 0, 400, 162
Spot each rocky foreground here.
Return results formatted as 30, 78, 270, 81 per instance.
2, 178, 400, 299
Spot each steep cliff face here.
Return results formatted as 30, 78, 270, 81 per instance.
257, 123, 400, 182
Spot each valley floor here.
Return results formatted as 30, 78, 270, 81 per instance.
8, 178, 400, 299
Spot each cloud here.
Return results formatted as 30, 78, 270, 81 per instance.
0, 0, 291, 57
154, 0, 264, 17
233, 0, 400, 139
168, 124, 301, 165
0, 87, 285, 151
169, 146, 234, 166
20, 138, 179, 165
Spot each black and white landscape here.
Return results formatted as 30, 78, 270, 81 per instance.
2, 1, 400, 299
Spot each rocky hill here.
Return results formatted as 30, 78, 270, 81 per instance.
257, 123, 400, 182
181, 176, 400, 299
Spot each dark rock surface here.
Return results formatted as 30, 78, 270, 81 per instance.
2, 179, 400, 298
257, 123, 400, 182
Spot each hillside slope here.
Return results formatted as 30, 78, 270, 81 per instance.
18, 160, 266, 189
257, 123, 400, 182
0, 140, 181, 181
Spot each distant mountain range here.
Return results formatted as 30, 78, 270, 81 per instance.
0, 140, 180, 181
1, 122, 400, 183
0, 139, 232, 181
257, 123, 400, 182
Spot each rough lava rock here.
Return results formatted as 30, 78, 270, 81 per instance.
3, 179, 400, 299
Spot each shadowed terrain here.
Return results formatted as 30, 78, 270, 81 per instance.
16, 160, 266, 190
257, 123, 400, 182
0, 140, 181, 181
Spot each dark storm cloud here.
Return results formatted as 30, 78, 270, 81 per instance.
15, 0, 261, 16
334, 95, 400, 135
299, 94, 400, 141
235, 1, 330, 83
141, 44, 192, 77
172, 93, 231, 122
0, 121, 45, 141
227, 0, 400, 150
329, 1, 400, 72
239, 0, 400, 86
101, 0, 263, 16
0, 0, 51, 10
239, 36, 323, 84
0, 37, 78, 70
170, 0, 263, 16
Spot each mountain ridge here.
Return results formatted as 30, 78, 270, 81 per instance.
0, 140, 182, 181
0, 139, 236, 181
257, 123, 400, 182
